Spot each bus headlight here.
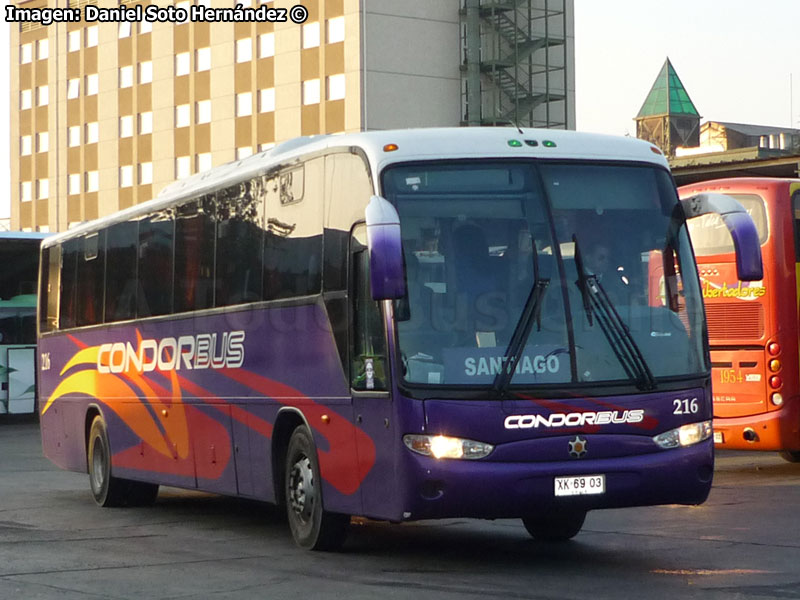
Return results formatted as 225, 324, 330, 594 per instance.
403, 434, 494, 460
653, 421, 712, 449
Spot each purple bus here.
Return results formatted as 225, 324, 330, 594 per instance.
38, 128, 762, 550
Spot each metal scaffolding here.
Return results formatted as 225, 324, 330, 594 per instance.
461, 0, 570, 129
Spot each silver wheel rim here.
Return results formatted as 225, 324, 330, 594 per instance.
91, 438, 105, 492
288, 455, 315, 524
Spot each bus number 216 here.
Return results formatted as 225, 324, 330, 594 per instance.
673, 397, 699, 415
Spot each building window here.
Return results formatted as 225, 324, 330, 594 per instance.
20, 135, 32, 156
236, 147, 253, 160
259, 142, 275, 152
302, 22, 320, 49
37, 39, 49, 60
139, 162, 153, 185
175, 156, 191, 179
176, 52, 190, 76
120, 115, 133, 138
119, 21, 131, 38
259, 33, 274, 58
327, 74, 345, 101
259, 88, 275, 112
175, 104, 190, 128
68, 126, 80, 147
85, 122, 99, 144
37, 179, 49, 200
20, 89, 32, 110
236, 92, 252, 117
86, 74, 98, 96
175, 0, 191, 22
37, 225, 50, 233
139, 112, 153, 134
196, 153, 212, 172
196, 100, 211, 124
68, 30, 80, 52
86, 26, 98, 48
67, 78, 80, 99
236, 38, 252, 63
20, 43, 32, 64
303, 79, 320, 105
85, 171, 99, 193
196, 47, 211, 71
37, 132, 49, 153
20, 182, 32, 203
119, 165, 133, 188
68, 174, 81, 195
119, 65, 133, 88
139, 20, 152, 34
37, 85, 49, 106
327, 17, 345, 44
139, 61, 153, 84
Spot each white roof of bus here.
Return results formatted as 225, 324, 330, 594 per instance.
43, 127, 669, 248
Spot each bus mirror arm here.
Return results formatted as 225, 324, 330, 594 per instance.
365, 195, 406, 300
681, 193, 764, 281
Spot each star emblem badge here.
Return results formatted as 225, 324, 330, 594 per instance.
568, 435, 588, 459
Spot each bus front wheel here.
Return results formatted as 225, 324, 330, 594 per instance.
284, 426, 349, 551
88, 416, 159, 507
779, 450, 800, 463
522, 509, 586, 541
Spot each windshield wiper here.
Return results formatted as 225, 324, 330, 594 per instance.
573, 237, 657, 391
492, 243, 550, 396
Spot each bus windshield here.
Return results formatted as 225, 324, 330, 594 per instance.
686, 193, 769, 256
383, 161, 707, 389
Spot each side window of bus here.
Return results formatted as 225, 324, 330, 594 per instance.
40, 245, 60, 333
105, 221, 138, 323
350, 225, 388, 391
175, 197, 215, 313
216, 179, 265, 307
76, 233, 105, 327
59, 239, 79, 329
264, 158, 323, 300
138, 212, 174, 317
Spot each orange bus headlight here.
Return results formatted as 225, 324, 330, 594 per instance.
771, 393, 784, 406
770, 376, 783, 389
769, 359, 781, 372
768, 342, 781, 356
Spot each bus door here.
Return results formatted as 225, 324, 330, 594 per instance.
350, 225, 395, 517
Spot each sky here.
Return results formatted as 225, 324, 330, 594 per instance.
1, 1, 799, 220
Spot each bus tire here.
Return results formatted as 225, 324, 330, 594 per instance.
522, 509, 586, 541
284, 425, 349, 551
779, 450, 800, 463
87, 416, 128, 507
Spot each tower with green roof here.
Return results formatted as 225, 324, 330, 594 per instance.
635, 58, 701, 156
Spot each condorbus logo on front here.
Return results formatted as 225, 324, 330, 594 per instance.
504, 409, 645, 430
96, 331, 245, 374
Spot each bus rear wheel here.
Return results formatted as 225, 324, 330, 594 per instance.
88, 416, 159, 507
284, 426, 349, 551
522, 509, 586, 541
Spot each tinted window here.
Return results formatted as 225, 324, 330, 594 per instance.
105, 221, 138, 322
215, 179, 265, 307
76, 233, 105, 326
264, 158, 323, 299
138, 213, 174, 317
687, 194, 768, 256
59, 239, 79, 329
175, 197, 215, 313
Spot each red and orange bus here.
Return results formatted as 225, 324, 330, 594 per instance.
681, 177, 800, 461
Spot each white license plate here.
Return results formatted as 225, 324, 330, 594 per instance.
554, 474, 605, 497
713, 431, 724, 444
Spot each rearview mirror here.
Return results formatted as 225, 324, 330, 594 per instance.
681, 193, 763, 281
365, 195, 406, 300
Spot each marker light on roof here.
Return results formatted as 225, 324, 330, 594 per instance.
650, 146, 663, 155
383, 143, 399, 152
508, 139, 523, 147
542, 140, 557, 148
